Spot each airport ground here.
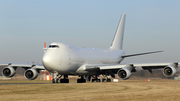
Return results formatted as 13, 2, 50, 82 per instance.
0, 77, 180, 101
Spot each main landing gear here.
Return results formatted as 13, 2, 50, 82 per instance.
92, 75, 101, 82
102, 75, 111, 82
51, 73, 112, 83
91, 75, 111, 82
77, 76, 86, 83
60, 75, 69, 83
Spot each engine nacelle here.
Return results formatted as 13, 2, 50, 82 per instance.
24, 69, 38, 80
2, 66, 16, 77
117, 68, 132, 80
163, 66, 177, 77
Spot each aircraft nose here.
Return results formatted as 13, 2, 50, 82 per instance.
42, 54, 54, 71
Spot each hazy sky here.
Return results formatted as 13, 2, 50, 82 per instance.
0, 1, 180, 64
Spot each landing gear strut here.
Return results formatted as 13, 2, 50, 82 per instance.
52, 72, 59, 83
55, 75, 63, 83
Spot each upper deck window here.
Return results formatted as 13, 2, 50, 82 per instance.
49, 45, 59, 48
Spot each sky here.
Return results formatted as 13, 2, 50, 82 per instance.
0, 0, 180, 64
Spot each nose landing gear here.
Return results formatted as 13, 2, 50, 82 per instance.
52, 72, 69, 83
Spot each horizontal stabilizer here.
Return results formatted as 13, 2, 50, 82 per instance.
122, 50, 163, 58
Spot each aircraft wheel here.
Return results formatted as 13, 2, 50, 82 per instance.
77, 79, 83, 83
77, 79, 81, 83
65, 79, 69, 83
60, 79, 65, 83
77, 79, 86, 83
107, 79, 111, 82
60, 79, 69, 83
92, 79, 95, 82
92, 79, 101, 82
52, 79, 55, 83
56, 79, 59, 83
102, 79, 106, 82
83, 79, 86, 83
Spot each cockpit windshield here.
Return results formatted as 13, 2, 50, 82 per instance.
49, 45, 59, 48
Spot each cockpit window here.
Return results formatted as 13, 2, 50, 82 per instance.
49, 45, 59, 48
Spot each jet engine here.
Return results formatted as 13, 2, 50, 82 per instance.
2, 66, 16, 77
24, 69, 38, 80
163, 66, 177, 77
117, 68, 131, 80
117, 64, 134, 80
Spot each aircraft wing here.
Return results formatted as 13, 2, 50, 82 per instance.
85, 62, 174, 70
0, 63, 45, 80
85, 62, 179, 80
98, 63, 175, 70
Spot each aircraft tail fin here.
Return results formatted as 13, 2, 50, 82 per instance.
110, 14, 126, 50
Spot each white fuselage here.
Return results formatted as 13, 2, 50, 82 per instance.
42, 42, 124, 75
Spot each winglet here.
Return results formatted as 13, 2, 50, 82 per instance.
110, 14, 126, 50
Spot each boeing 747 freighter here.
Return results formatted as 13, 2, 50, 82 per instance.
1, 14, 179, 83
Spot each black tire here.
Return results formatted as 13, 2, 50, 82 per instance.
77, 79, 81, 83
83, 79, 86, 83
60, 79, 64, 83
52, 79, 55, 83
77, 79, 86, 83
92, 79, 100, 82
65, 79, 69, 83
92, 79, 95, 82
107, 79, 111, 82
60, 79, 69, 83
56, 79, 59, 83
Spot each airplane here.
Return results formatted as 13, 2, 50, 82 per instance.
1, 14, 179, 83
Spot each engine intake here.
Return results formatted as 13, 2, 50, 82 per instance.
117, 64, 134, 80
163, 66, 176, 77
117, 69, 131, 80
24, 69, 38, 80
2, 66, 16, 77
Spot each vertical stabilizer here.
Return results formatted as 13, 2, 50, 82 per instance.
110, 14, 126, 50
